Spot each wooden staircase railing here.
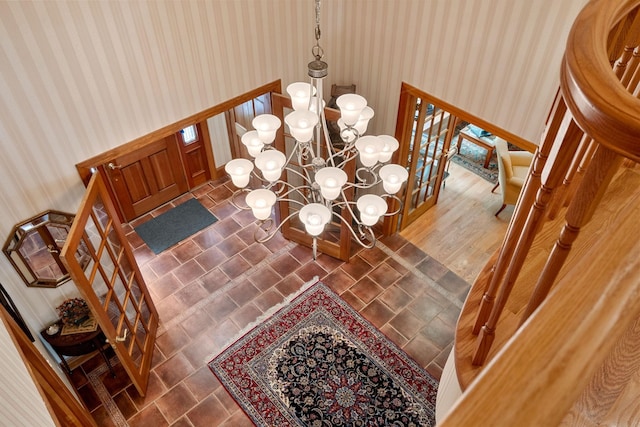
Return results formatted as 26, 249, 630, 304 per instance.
443, 0, 640, 424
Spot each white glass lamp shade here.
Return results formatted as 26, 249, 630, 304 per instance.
255, 150, 286, 182
299, 203, 331, 236
285, 110, 319, 142
337, 119, 357, 143
241, 130, 264, 157
286, 82, 315, 111
356, 194, 388, 226
224, 158, 254, 188
245, 189, 276, 220
336, 94, 367, 126
315, 167, 348, 200
379, 164, 409, 194
378, 135, 400, 163
252, 114, 281, 144
354, 106, 375, 134
355, 135, 384, 167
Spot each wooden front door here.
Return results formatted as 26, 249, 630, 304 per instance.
60, 172, 159, 396
105, 136, 188, 222
176, 122, 215, 188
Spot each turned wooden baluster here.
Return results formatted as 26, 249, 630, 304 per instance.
520, 145, 624, 324
472, 116, 585, 365
546, 135, 592, 220
473, 96, 565, 335
520, 18, 640, 323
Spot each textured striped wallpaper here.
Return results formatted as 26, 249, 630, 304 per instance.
0, 0, 588, 415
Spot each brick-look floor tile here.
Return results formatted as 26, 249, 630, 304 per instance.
389, 309, 425, 340
323, 269, 356, 294
226, 279, 261, 306
91, 405, 118, 427
149, 273, 182, 301
200, 267, 230, 294
172, 240, 204, 264
270, 253, 301, 277
128, 404, 169, 427
368, 262, 403, 288
155, 353, 196, 389
357, 246, 387, 266
183, 366, 221, 402
156, 383, 198, 423
213, 218, 242, 238
193, 228, 224, 250
231, 303, 262, 329
420, 316, 456, 349
175, 281, 209, 308
156, 294, 189, 321
417, 256, 449, 281
156, 325, 191, 358
253, 288, 285, 312
315, 253, 344, 273
437, 270, 470, 297
148, 253, 181, 276
289, 245, 314, 264
187, 395, 229, 427
216, 235, 248, 258
239, 244, 271, 265
195, 246, 227, 271
341, 255, 373, 281
379, 324, 409, 348
395, 242, 427, 265
379, 233, 408, 251
180, 309, 216, 339
205, 295, 239, 323
173, 259, 207, 284
350, 276, 384, 304
378, 285, 413, 312
247, 266, 282, 291
403, 335, 441, 369
296, 262, 328, 282
275, 274, 305, 296
113, 390, 138, 419
126, 371, 167, 411
339, 290, 366, 311
359, 300, 395, 328
219, 255, 251, 279
211, 201, 239, 220
208, 185, 234, 203
77, 383, 102, 412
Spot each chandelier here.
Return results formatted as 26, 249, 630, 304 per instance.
225, 0, 407, 259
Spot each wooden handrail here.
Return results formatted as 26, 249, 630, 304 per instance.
561, 0, 640, 162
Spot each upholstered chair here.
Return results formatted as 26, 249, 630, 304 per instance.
493, 138, 533, 216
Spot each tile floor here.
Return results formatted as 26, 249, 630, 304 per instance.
68, 176, 470, 426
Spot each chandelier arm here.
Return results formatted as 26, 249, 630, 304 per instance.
229, 188, 252, 211
329, 209, 376, 249
253, 209, 299, 243
381, 194, 404, 216
330, 148, 359, 169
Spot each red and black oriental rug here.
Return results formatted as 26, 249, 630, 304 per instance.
208, 281, 438, 426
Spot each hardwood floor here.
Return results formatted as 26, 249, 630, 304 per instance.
402, 162, 510, 284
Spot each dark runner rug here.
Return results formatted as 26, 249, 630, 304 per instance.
209, 281, 438, 426
134, 198, 217, 254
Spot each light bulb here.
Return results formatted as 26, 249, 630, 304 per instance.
255, 199, 266, 208
365, 205, 378, 216
265, 160, 277, 170
325, 178, 337, 188
308, 214, 321, 226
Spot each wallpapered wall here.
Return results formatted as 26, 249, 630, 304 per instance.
0, 0, 588, 412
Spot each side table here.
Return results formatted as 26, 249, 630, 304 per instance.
40, 321, 116, 377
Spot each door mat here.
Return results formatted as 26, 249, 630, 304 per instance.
209, 281, 438, 426
134, 198, 217, 254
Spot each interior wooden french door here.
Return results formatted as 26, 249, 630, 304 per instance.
60, 172, 158, 396
392, 83, 458, 231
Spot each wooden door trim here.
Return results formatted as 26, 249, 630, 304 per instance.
76, 80, 282, 186
0, 306, 97, 426
398, 82, 537, 153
